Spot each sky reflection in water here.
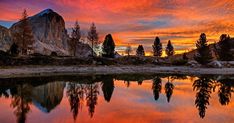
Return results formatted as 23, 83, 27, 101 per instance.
0, 75, 233, 123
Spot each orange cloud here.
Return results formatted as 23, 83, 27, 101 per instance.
1, 0, 234, 55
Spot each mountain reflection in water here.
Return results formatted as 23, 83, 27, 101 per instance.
0, 74, 233, 123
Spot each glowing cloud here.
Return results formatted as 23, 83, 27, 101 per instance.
1, 0, 234, 55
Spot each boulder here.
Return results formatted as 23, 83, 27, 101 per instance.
207, 60, 222, 68
187, 60, 201, 67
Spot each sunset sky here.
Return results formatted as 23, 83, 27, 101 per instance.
1, 0, 234, 55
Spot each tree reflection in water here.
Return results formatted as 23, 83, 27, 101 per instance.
193, 77, 214, 118
101, 76, 114, 102
66, 82, 85, 121
165, 77, 174, 103
152, 76, 162, 101
86, 83, 99, 118
0, 74, 234, 122
10, 84, 32, 123
218, 78, 234, 105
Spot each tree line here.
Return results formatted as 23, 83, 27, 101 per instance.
7, 9, 234, 64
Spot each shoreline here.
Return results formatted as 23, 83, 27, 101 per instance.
0, 65, 234, 78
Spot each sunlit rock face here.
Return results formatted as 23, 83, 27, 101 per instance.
31, 82, 65, 113
10, 9, 69, 55
0, 25, 12, 51
0, 8, 94, 57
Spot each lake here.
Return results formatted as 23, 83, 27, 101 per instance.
0, 74, 233, 123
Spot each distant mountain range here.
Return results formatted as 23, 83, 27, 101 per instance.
0, 9, 93, 57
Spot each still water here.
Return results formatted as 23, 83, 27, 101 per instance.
0, 74, 233, 123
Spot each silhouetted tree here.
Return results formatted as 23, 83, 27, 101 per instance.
165, 77, 174, 102
152, 37, 162, 57
87, 23, 99, 57
152, 77, 162, 101
193, 77, 214, 118
86, 83, 99, 118
69, 21, 81, 56
136, 45, 145, 56
194, 33, 213, 65
66, 83, 85, 121
102, 34, 115, 58
101, 76, 115, 102
13, 9, 34, 55
10, 42, 19, 56
125, 44, 132, 56
218, 79, 233, 105
166, 40, 174, 57
215, 34, 233, 61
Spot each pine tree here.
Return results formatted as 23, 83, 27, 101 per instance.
165, 40, 174, 57
13, 9, 34, 55
102, 34, 115, 58
87, 23, 99, 57
136, 45, 145, 56
216, 34, 233, 61
194, 33, 213, 65
69, 21, 81, 56
152, 36, 162, 57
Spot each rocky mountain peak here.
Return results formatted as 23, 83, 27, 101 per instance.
0, 9, 94, 57
10, 8, 69, 55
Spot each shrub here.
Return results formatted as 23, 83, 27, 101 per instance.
50, 52, 58, 57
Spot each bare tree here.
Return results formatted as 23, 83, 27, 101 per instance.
125, 44, 132, 56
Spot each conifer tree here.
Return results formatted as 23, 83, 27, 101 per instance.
152, 36, 162, 57
194, 33, 213, 65
136, 45, 145, 56
13, 9, 34, 55
216, 34, 233, 61
102, 34, 115, 58
69, 21, 81, 56
87, 23, 99, 57
165, 40, 174, 57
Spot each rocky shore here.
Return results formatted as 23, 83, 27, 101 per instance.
0, 65, 234, 78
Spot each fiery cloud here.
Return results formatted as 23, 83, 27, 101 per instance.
1, 0, 234, 55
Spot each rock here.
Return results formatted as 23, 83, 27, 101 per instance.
0, 9, 94, 57
208, 60, 222, 68
75, 42, 94, 57
0, 25, 13, 51
10, 9, 69, 55
114, 52, 122, 58
187, 60, 201, 67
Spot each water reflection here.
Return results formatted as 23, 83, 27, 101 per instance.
11, 84, 32, 123
152, 76, 162, 101
193, 77, 214, 118
165, 77, 174, 103
0, 74, 233, 123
